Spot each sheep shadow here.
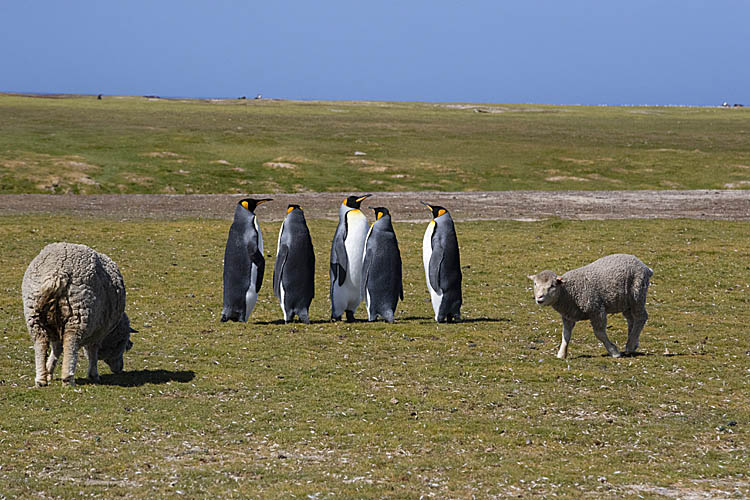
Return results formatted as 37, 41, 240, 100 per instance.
78, 369, 196, 387
571, 351, 692, 359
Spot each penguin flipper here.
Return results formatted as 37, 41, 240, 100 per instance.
428, 243, 444, 293
361, 246, 372, 300
331, 233, 348, 286
273, 244, 288, 299
396, 247, 404, 301
252, 249, 265, 293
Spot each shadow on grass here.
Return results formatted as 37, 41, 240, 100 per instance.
399, 316, 512, 324
254, 316, 512, 325
253, 319, 332, 326
78, 369, 196, 387
571, 351, 695, 360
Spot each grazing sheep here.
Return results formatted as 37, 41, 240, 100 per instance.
528, 254, 652, 359
22, 242, 135, 386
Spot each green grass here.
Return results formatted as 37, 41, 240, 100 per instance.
0, 216, 747, 498
1, 94, 749, 194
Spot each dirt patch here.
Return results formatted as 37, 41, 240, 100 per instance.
359, 165, 389, 173
1, 191, 748, 221
725, 181, 750, 188
437, 104, 548, 113
623, 479, 749, 499
264, 162, 296, 169
1, 153, 101, 193
143, 152, 184, 159
586, 173, 623, 184
546, 176, 589, 182
559, 157, 595, 165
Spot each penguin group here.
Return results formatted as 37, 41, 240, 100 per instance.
221, 195, 463, 324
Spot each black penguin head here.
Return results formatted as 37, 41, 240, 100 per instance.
343, 194, 371, 209
239, 198, 272, 212
421, 201, 448, 219
370, 206, 391, 220
287, 204, 302, 214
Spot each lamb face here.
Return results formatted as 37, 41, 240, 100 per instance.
528, 270, 562, 306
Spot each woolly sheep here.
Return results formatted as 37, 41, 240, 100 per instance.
22, 242, 135, 386
528, 254, 652, 359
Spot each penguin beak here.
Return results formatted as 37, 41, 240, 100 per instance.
421, 201, 432, 211
356, 194, 372, 203
256, 198, 273, 206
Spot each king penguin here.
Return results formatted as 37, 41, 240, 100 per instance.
330, 194, 371, 322
422, 202, 462, 322
273, 204, 315, 323
361, 207, 403, 323
221, 197, 272, 322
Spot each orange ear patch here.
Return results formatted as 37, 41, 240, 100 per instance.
287, 206, 294, 214
241, 201, 249, 210
437, 208, 447, 217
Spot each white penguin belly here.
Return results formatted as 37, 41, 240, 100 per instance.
276, 222, 286, 319
338, 210, 368, 310
279, 280, 287, 320
244, 217, 263, 321
423, 221, 443, 320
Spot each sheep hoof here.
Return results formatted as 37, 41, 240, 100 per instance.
89, 375, 101, 384
35, 379, 48, 388
610, 350, 622, 358
556, 352, 567, 359
62, 376, 76, 387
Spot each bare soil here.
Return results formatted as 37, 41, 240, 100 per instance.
1, 190, 748, 221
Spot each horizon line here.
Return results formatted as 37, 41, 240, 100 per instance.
0, 90, 745, 109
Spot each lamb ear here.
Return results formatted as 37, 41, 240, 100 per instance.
527, 274, 536, 281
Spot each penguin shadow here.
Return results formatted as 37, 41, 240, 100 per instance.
253, 319, 332, 325
399, 316, 512, 324
254, 316, 514, 325
456, 317, 512, 324
77, 369, 196, 387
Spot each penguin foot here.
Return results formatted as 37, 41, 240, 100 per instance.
331, 314, 341, 322
345, 311, 355, 323
221, 310, 243, 322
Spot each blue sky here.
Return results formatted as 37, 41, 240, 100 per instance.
2, 1, 748, 105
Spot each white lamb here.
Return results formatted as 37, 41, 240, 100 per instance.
22, 242, 135, 386
528, 254, 653, 359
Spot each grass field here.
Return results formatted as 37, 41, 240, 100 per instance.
1, 215, 747, 498
1, 94, 749, 194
